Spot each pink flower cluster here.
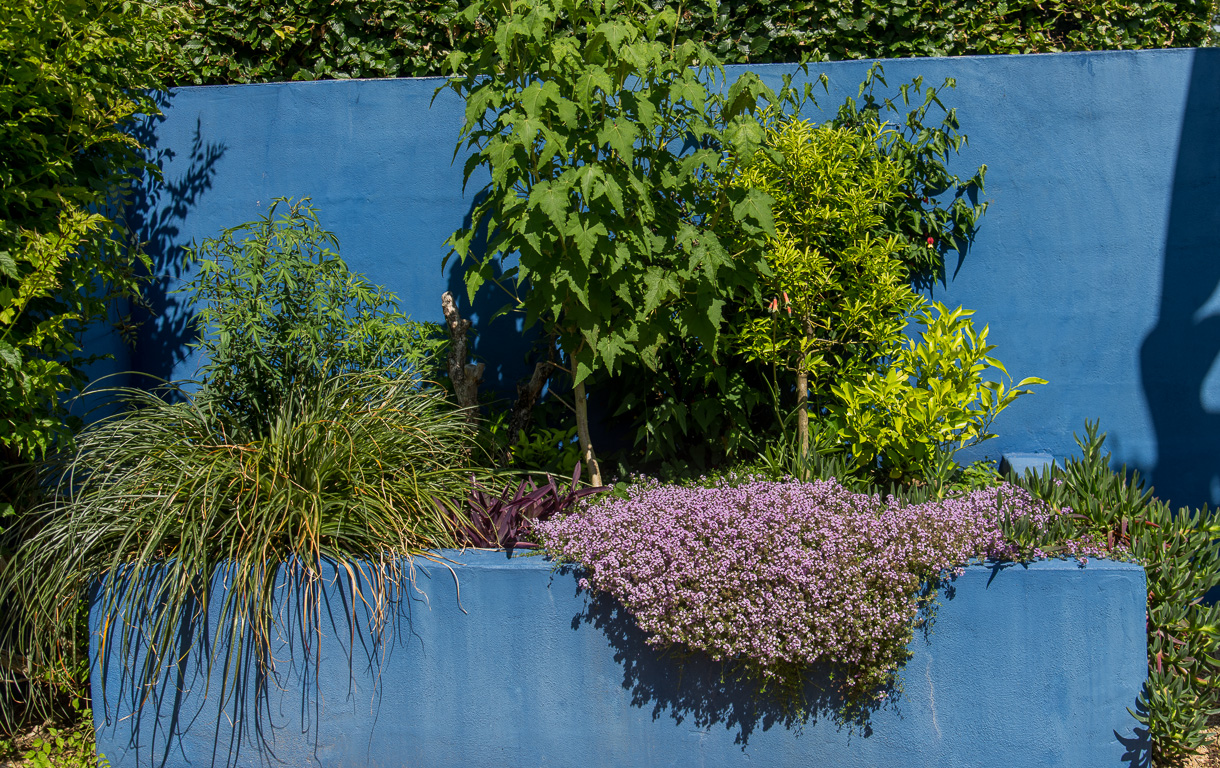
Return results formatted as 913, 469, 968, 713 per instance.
538, 478, 1057, 695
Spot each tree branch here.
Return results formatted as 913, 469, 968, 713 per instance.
441, 291, 484, 422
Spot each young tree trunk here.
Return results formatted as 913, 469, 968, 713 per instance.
796, 368, 809, 480
797, 318, 815, 480
441, 292, 484, 422
574, 380, 602, 486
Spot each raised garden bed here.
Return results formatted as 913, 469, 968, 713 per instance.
90, 551, 1147, 768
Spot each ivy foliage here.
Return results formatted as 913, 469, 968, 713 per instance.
0, 0, 177, 475
159, 0, 1213, 86
674, 0, 1213, 62
164, 0, 474, 84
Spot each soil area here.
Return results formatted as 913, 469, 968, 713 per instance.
1187, 728, 1220, 768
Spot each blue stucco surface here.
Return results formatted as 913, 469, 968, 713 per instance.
111, 48, 1220, 508
90, 552, 1147, 767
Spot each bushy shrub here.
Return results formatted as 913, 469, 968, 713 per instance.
830, 301, 1044, 487
185, 197, 446, 436
605, 67, 990, 480
0, 204, 484, 727
599, 328, 777, 478
732, 117, 912, 461
480, 402, 583, 475
540, 477, 1057, 700
0, 0, 177, 474
830, 66, 990, 282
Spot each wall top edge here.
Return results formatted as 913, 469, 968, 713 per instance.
159, 47, 1203, 93
421, 549, 1146, 574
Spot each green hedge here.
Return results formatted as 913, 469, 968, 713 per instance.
163, 0, 1217, 86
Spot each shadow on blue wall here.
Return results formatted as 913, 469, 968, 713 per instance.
1140, 48, 1220, 511
94, 555, 1149, 768
125, 99, 227, 385
443, 193, 539, 400
1115, 699, 1152, 768
95, 563, 405, 768
574, 565, 1152, 766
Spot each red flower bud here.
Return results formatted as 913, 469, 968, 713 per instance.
926, 236, 935, 247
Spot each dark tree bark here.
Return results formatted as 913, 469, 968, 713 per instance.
441, 291, 483, 422
499, 359, 552, 465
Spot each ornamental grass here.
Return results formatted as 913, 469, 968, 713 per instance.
0, 367, 484, 709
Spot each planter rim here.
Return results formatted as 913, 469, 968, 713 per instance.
424, 548, 1145, 573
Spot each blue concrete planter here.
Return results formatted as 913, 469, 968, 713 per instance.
90, 551, 1148, 768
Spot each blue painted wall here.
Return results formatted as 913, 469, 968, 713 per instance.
114, 48, 1220, 508
91, 552, 1148, 768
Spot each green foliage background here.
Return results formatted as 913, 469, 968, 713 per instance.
161, 0, 1215, 86
0, 0, 179, 499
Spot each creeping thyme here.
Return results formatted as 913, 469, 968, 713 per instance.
539, 478, 1072, 699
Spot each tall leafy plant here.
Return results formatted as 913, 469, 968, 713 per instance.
733, 117, 916, 464
443, 0, 782, 485
721, 93, 1033, 491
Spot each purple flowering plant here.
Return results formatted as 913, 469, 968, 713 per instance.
539, 476, 1095, 703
